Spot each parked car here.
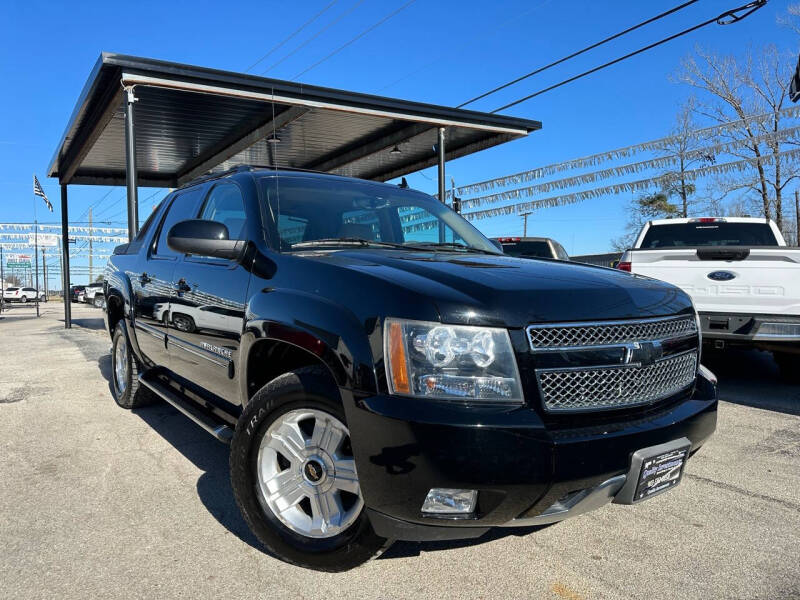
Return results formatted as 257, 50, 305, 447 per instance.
618, 217, 800, 379
491, 236, 570, 260
104, 166, 717, 572
69, 285, 86, 303
3, 286, 46, 303
83, 282, 105, 308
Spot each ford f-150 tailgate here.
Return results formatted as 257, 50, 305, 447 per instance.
622, 246, 800, 315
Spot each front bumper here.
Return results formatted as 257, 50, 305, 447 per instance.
348, 369, 717, 542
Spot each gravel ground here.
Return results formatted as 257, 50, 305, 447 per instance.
1, 303, 798, 600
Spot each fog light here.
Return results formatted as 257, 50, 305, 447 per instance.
757, 322, 800, 338
421, 488, 477, 515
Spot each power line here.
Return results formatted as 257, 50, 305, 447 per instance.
261, 0, 368, 75
245, 0, 340, 72
458, 0, 699, 109
292, 0, 418, 80
491, 0, 768, 113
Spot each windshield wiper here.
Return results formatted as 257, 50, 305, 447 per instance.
403, 242, 497, 255
291, 238, 412, 250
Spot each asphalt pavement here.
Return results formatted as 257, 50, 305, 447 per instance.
1, 303, 798, 600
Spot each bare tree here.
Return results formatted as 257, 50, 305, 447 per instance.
653, 97, 710, 217
678, 46, 799, 230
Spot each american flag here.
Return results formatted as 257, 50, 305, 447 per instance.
33, 175, 53, 212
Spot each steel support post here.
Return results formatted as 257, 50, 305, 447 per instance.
437, 127, 446, 242
124, 86, 139, 242
61, 185, 71, 329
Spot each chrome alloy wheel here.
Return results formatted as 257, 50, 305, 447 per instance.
114, 337, 128, 394
256, 409, 363, 539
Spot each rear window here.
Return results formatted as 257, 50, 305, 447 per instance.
500, 241, 552, 258
5, 287, 19, 291
640, 222, 779, 248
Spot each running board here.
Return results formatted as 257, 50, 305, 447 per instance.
138, 375, 234, 444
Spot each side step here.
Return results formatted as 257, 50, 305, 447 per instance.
138, 375, 234, 444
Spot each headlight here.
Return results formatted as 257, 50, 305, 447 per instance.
384, 318, 523, 403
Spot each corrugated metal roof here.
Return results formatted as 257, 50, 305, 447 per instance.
49, 53, 541, 187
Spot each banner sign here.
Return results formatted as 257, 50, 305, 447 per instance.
27, 233, 59, 247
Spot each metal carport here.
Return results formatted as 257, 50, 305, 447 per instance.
48, 52, 541, 327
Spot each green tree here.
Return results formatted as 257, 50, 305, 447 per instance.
611, 192, 680, 251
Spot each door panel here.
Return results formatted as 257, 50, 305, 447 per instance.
132, 186, 206, 368
167, 181, 251, 403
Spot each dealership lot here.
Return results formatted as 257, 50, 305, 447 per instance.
0, 305, 798, 600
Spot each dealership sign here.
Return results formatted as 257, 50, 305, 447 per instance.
6, 253, 31, 268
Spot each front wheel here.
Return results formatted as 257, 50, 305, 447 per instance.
229, 366, 390, 571
93, 295, 104, 308
110, 325, 159, 409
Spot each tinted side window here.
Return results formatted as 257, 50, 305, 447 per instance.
199, 182, 247, 239
154, 187, 206, 258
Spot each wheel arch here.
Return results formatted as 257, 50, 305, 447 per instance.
239, 290, 380, 407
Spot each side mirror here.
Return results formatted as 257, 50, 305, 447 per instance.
489, 239, 504, 252
167, 219, 246, 260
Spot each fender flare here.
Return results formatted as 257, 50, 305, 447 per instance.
105, 269, 144, 363
239, 289, 380, 405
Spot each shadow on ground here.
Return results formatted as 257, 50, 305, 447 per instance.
68, 317, 105, 331
704, 348, 800, 416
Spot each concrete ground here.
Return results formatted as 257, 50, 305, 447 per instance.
1, 303, 798, 600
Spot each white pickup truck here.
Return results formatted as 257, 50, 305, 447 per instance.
619, 217, 800, 379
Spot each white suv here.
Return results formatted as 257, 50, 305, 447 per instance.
3, 287, 46, 303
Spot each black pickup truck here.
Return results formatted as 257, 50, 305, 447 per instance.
104, 166, 717, 572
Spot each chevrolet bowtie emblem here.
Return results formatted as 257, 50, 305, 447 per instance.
623, 340, 663, 367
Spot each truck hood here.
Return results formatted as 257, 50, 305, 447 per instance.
298, 249, 693, 328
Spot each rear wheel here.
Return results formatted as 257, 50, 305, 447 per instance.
20, 295, 27, 303
774, 351, 800, 383
93, 295, 104, 308
230, 366, 390, 571
171, 313, 195, 333
110, 325, 159, 409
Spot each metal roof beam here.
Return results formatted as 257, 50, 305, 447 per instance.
59, 86, 124, 185
176, 105, 308, 185
371, 133, 516, 182
303, 122, 433, 173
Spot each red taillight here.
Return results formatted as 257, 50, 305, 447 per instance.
496, 237, 521, 242
617, 261, 632, 272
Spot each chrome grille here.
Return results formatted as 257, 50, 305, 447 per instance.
528, 316, 697, 350
538, 351, 698, 412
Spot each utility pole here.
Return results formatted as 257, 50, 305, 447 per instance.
88, 207, 93, 283
42, 248, 47, 299
520, 211, 532, 237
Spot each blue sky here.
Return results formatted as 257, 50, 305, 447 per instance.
0, 0, 796, 278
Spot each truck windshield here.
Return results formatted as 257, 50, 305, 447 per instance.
259, 176, 499, 254
640, 222, 779, 248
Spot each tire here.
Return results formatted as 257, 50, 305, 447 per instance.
110, 325, 159, 409
774, 351, 800, 383
20, 295, 27, 304
93, 296, 104, 308
171, 313, 195, 333
230, 366, 390, 572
